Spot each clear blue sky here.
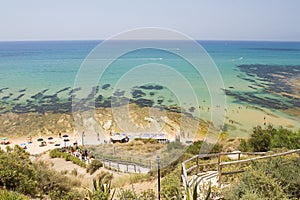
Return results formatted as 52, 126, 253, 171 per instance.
1, 0, 300, 41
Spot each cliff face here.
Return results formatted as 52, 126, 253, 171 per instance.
0, 112, 74, 137
0, 104, 208, 139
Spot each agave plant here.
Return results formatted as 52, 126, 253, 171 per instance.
84, 177, 115, 200
185, 181, 211, 200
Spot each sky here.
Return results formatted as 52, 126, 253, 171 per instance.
0, 0, 300, 41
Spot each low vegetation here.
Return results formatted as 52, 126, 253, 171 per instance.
117, 189, 156, 200
0, 189, 30, 200
87, 159, 103, 174
223, 156, 300, 199
50, 148, 87, 168
1, 125, 299, 199
0, 146, 83, 199
85, 176, 115, 200
239, 125, 300, 152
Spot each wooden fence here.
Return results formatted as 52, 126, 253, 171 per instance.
181, 149, 300, 189
95, 155, 159, 173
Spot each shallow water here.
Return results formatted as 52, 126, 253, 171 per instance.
0, 40, 300, 135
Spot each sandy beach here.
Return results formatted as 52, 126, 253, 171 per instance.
0, 134, 79, 155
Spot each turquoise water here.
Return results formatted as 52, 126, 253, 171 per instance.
0, 40, 300, 127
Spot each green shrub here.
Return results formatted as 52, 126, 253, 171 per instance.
238, 139, 250, 152
0, 189, 30, 200
186, 141, 223, 155
239, 126, 300, 152
0, 146, 37, 195
0, 146, 83, 199
33, 161, 83, 199
134, 138, 159, 144
117, 188, 155, 200
261, 157, 300, 198
49, 148, 87, 168
223, 157, 300, 199
117, 189, 138, 200
87, 159, 103, 174
138, 189, 156, 200
166, 140, 184, 152
248, 126, 272, 152
161, 167, 182, 200
97, 171, 113, 184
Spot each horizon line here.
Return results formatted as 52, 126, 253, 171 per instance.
0, 38, 300, 43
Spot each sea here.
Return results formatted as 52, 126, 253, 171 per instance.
0, 40, 300, 135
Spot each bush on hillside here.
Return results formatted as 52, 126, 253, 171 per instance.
0, 146, 37, 195
223, 157, 300, 199
0, 146, 83, 199
161, 167, 182, 200
0, 190, 30, 200
96, 171, 113, 184
50, 148, 87, 168
134, 138, 159, 144
186, 141, 223, 155
239, 125, 300, 152
33, 161, 83, 199
117, 189, 156, 200
86, 159, 103, 174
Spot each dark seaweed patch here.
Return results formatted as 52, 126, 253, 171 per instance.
102, 84, 110, 90
113, 90, 125, 97
19, 89, 26, 93
0, 87, 9, 93
69, 87, 81, 95
2, 96, 10, 100
189, 107, 195, 112
13, 93, 25, 101
95, 95, 103, 102
248, 86, 257, 90
132, 98, 154, 107
56, 87, 70, 94
31, 92, 44, 99
131, 89, 146, 98
139, 85, 163, 90
234, 64, 300, 111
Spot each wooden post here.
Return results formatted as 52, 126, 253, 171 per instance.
218, 165, 222, 186
217, 153, 222, 186
196, 156, 199, 175
134, 164, 136, 173
117, 162, 120, 171
126, 163, 129, 172
238, 153, 241, 160
217, 153, 221, 171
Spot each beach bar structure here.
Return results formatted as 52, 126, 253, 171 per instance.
139, 133, 169, 143
110, 133, 129, 143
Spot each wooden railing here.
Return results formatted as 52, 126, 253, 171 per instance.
181, 149, 300, 189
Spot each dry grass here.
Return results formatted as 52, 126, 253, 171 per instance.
89, 140, 166, 161
111, 173, 152, 188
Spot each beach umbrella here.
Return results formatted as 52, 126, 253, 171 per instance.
63, 138, 70, 147
62, 134, 69, 138
54, 142, 61, 146
2, 137, 7, 141
37, 138, 43, 142
20, 143, 26, 147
